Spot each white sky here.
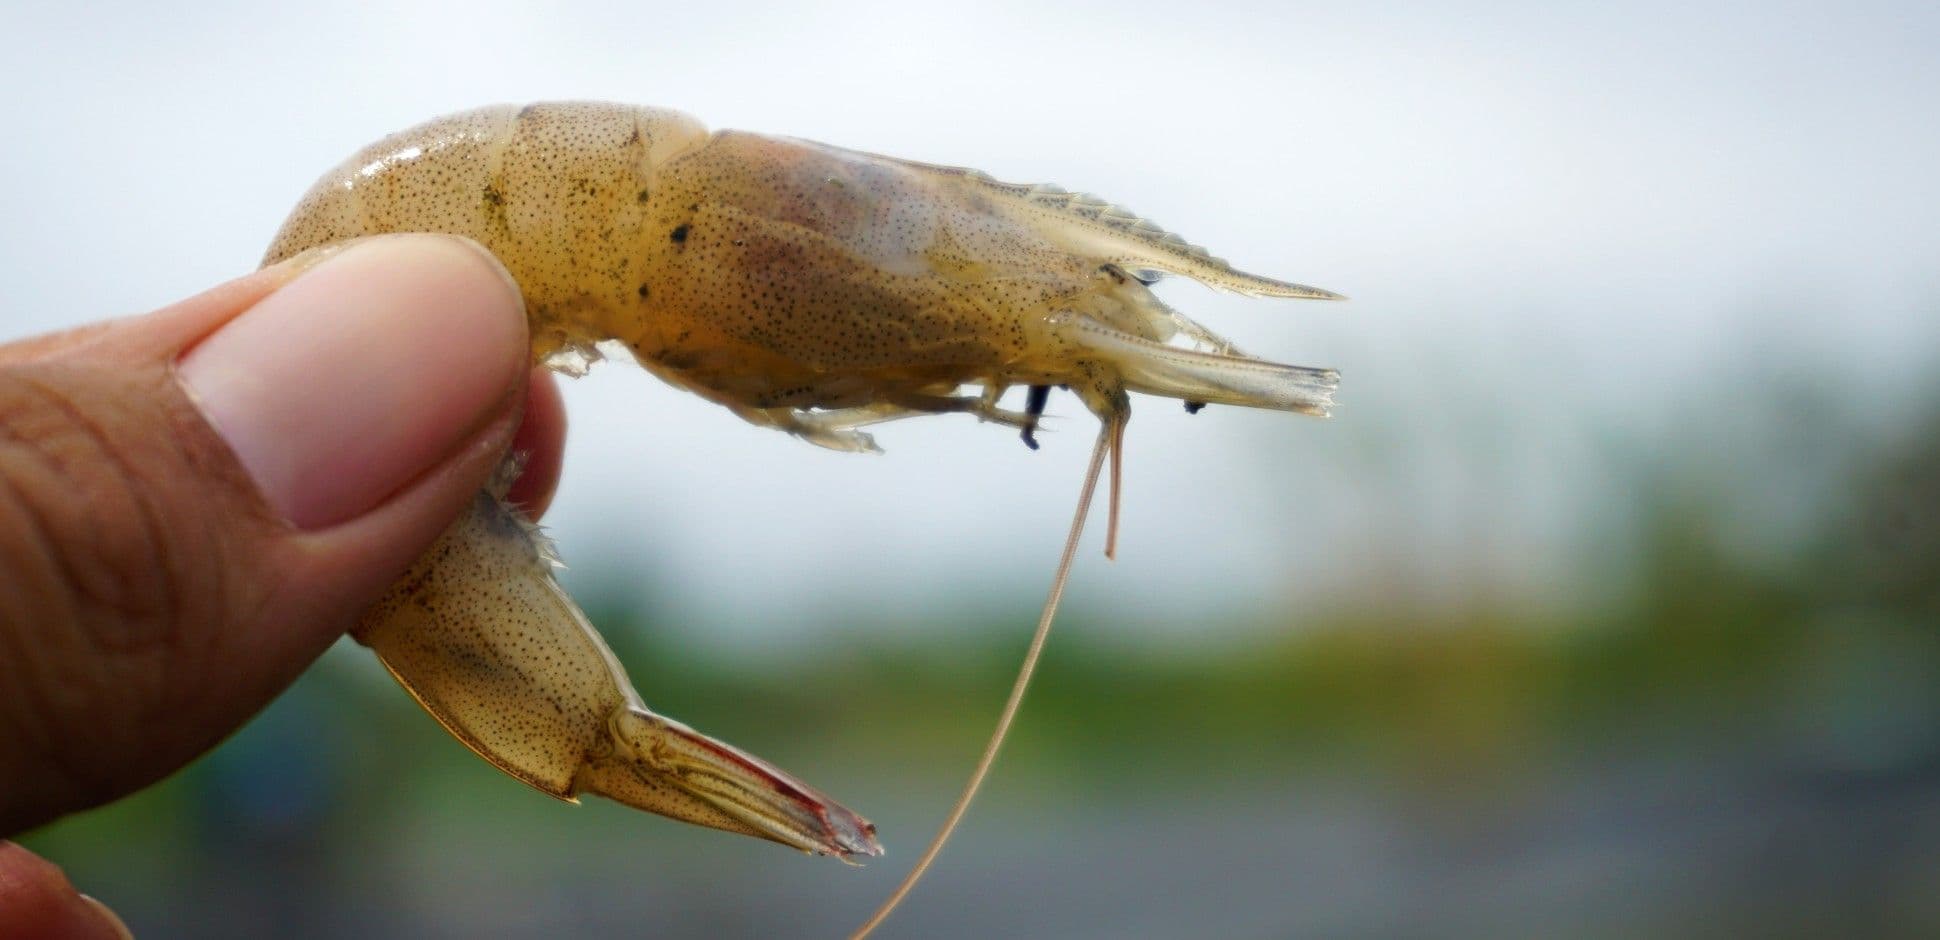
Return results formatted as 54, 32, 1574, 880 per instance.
3, 0, 1936, 653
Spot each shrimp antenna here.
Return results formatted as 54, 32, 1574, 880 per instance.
851, 419, 1115, 938
1105, 414, 1126, 559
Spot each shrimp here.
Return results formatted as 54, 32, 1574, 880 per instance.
265, 101, 1342, 932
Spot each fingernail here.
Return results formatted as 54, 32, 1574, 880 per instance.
80, 894, 134, 939
179, 234, 526, 529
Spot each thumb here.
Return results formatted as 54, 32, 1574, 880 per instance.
0, 233, 531, 835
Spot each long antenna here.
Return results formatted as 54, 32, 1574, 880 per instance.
850, 421, 1114, 939
1104, 414, 1125, 560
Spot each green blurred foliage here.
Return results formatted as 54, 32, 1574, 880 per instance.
20, 386, 1940, 937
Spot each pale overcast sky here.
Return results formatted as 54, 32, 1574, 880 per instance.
3, 0, 1935, 651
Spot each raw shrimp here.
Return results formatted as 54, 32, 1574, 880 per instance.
265, 101, 1342, 933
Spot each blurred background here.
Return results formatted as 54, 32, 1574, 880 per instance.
5, 0, 1938, 936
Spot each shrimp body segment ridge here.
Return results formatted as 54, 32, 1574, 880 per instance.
264, 101, 1341, 866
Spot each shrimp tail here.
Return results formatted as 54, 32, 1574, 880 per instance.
352, 457, 881, 862
578, 706, 882, 863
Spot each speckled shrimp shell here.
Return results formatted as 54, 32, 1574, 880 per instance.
266, 100, 1342, 928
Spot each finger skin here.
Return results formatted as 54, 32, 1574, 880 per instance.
0, 842, 129, 939
504, 368, 566, 519
0, 246, 560, 836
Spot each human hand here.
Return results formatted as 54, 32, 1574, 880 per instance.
0, 234, 564, 936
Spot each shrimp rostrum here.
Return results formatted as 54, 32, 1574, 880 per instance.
266, 101, 1341, 895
